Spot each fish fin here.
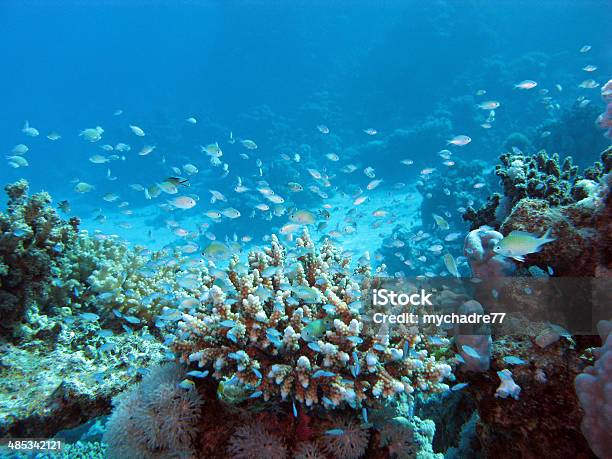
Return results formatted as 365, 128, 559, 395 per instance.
511, 255, 525, 262
540, 227, 556, 243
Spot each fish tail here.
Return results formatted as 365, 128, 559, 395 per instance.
540, 227, 555, 243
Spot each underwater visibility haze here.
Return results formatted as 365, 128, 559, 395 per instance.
0, 1, 611, 458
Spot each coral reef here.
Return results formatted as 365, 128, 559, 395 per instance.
457, 334, 597, 458
463, 149, 604, 229
103, 362, 203, 459
463, 149, 611, 276
377, 415, 443, 459
0, 180, 211, 341
32, 441, 107, 459
575, 320, 612, 459
0, 180, 79, 337
172, 229, 453, 413
0, 321, 167, 438
319, 415, 369, 459
227, 421, 288, 459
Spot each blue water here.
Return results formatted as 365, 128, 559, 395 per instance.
0, 0, 610, 251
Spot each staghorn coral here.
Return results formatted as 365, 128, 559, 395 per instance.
172, 229, 452, 413
103, 362, 203, 459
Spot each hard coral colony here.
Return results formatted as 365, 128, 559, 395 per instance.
172, 230, 452, 409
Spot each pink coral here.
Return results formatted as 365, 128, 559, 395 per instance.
574, 320, 612, 459
463, 226, 515, 278
596, 79, 612, 138
103, 363, 203, 459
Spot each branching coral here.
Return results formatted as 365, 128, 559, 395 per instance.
172, 229, 452, 413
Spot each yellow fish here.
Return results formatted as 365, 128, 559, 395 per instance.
493, 229, 555, 262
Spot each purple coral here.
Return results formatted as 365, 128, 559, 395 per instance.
597, 79, 612, 138
320, 415, 370, 459
574, 320, 612, 459
227, 421, 288, 459
103, 362, 203, 459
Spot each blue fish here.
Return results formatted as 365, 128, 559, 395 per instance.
226, 328, 238, 343
451, 382, 469, 391
178, 379, 196, 390
312, 370, 335, 378
79, 312, 99, 322
99, 342, 116, 352
325, 429, 344, 436
461, 345, 481, 359
249, 391, 263, 399
292, 400, 298, 417
124, 315, 140, 324
186, 370, 209, 378
403, 340, 410, 359
503, 355, 526, 365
